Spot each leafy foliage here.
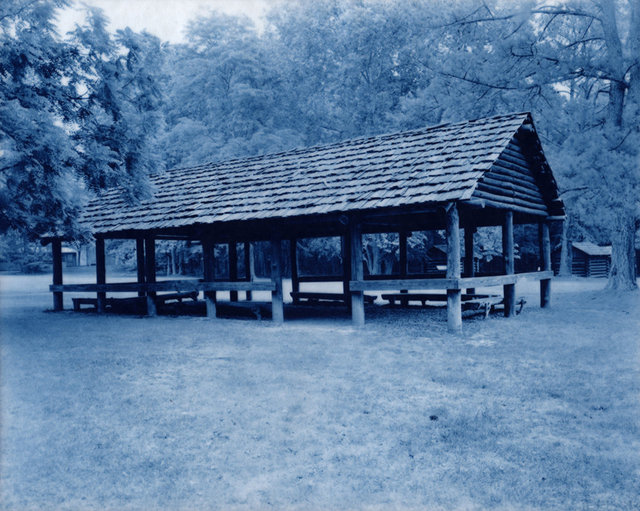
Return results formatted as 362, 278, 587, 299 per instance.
1, 1, 165, 240
3, 0, 638, 287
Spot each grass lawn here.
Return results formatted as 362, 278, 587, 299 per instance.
1, 271, 639, 510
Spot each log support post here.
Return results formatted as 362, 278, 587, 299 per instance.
271, 234, 284, 324
136, 238, 146, 298
96, 237, 106, 313
446, 203, 462, 333
290, 238, 299, 303
341, 232, 352, 311
502, 210, 515, 317
464, 223, 476, 294
229, 241, 238, 302
52, 239, 63, 311
350, 219, 365, 327
244, 242, 253, 301
399, 230, 409, 305
144, 236, 157, 317
540, 221, 552, 308
202, 238, 217, 319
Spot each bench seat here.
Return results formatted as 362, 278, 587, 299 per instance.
154, 291, 199, 305
291, 291, 376, 305
381, 293, 499, 305
380, 292, 525, 318
72, 291, 198, 312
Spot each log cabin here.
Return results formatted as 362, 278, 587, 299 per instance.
570, 242, 611, 278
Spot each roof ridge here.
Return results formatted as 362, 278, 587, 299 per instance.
166, 111, 531, 174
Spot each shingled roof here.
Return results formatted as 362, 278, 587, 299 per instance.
572, 242, 612, 257
82, 112, 562, 235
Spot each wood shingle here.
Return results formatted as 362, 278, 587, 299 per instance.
81, 112, 563, 235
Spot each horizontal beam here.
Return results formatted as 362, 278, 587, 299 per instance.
459, 270, 552, 287
463, 197, 548, 217
50, 280, 276, 293
298, 275, 344, 283
349, 278, 458, 291
349, 271, 553, 291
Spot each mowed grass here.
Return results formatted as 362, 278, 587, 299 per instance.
1, 273, 639, 510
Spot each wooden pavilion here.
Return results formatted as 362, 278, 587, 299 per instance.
47, 112, 564, 332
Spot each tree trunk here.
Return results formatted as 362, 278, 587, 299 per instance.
559, 219, 571, 276
606, 217, 638, 290
365, 243, 381, 275
171, 245, 177, 275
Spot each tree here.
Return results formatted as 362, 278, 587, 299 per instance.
268, 0, 424, 143
0, 1, 165, 242
0, 0, 84, 238
400, 0, 639, 289
70, 7, 166, 200
161, 13, 300, 167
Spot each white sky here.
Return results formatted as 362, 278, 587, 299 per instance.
56, 0, 276, 43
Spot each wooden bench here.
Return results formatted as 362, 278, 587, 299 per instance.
462, 296, 505, 319
381, 293, 449, 306
72, 292, 198, 312
381, 293, 505, 318
492, 297, 527, 315
154, 291, 199, 305
291, 292, 376, 305
72, 296, 139, 312
72, 297, 102, 311
380, 292, 525, 318
216, 301, 266, 320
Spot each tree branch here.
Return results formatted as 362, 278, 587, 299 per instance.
531, 7, 601, 23
0, 0, 41, 23
563, 36, 604, 49
560, 186, 590, 196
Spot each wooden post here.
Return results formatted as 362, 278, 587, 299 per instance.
502, 210, 515, 317
540, 221, 552, 308
341, 233, 352, 310
464, 224, 476, 294
244, 241, 252, 302
399, 231, 409, 305
95, 237, 106, 313
136, 238, 145, 297
446, 203, 462, 333
52, 239, 63, 311
350, 220, 365, 327
144, 236, 157, 317
271, 235, 284, 324
290, 238, 299, 303
229, 241, 238, 302
202, 238, 217, 318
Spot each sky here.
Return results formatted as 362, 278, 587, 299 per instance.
56, 0, 276, 43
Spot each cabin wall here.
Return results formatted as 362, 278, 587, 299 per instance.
571, 250, 588, 277
587, 255, 610, 278
570, 249, 610, 278
473, 133, 550, 216
62, 252, 78, 267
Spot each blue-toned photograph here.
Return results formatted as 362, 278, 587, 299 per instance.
1, 0, 639, 509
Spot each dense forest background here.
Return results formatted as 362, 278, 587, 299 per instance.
1, 0, 638, 287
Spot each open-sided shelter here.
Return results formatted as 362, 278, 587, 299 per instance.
47, 112, 565, 332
